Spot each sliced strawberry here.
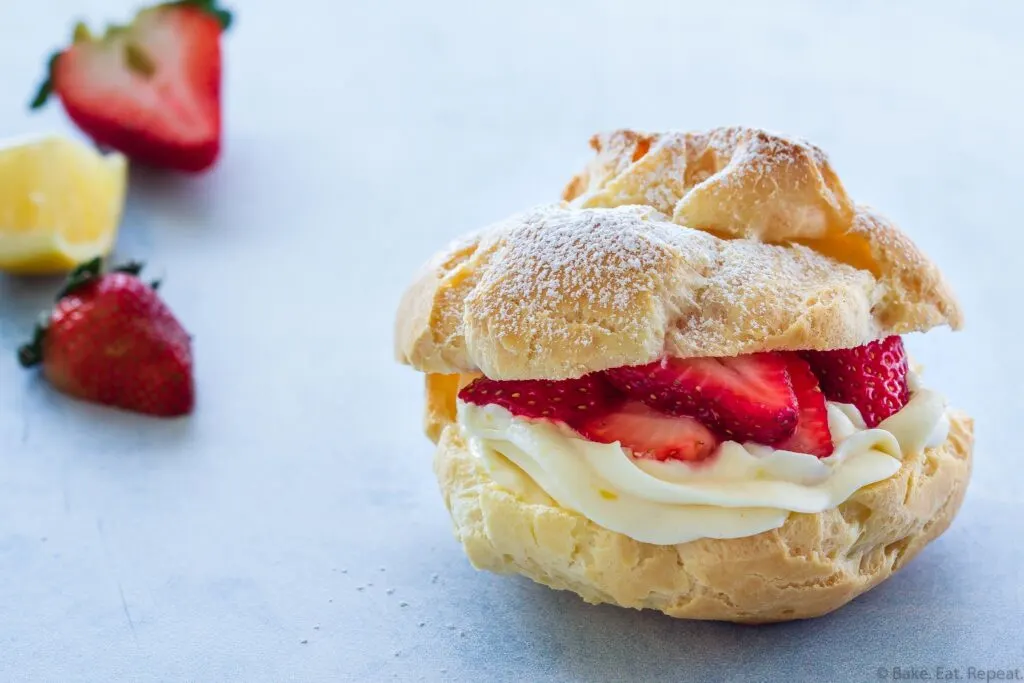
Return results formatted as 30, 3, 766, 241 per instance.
457, 373, 622, 422
773, 355, 833, 457
572, 401, 719, 462
605, 353, 798, 444
802, 336, 909, 427
30, 1, 232, 173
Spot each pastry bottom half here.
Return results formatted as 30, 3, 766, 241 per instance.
432, 409, 973, 624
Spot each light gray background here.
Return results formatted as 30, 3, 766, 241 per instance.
1, 1, 1022, 681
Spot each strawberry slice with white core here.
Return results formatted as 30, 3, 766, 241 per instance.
605, 353, 798, 444
31, 1, 231, 173
773, 355, 833, 457
572, 401, 720, 462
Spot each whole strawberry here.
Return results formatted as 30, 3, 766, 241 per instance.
30, 0, 233, 173
18, 258, 194, 417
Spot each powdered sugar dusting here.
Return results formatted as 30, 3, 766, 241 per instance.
402, 126, 959, 378
458, 202, 881, 377
460, 205, 710, 376
471, 206, 671, 337
504, 208, 658, 306
676, 239, 873, 353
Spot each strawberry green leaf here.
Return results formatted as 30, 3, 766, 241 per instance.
56, 256, 104, 300
165, 0, 233, 30
112, 261, 146, 277
17, 317, 49, 368
29, 52, 61, 110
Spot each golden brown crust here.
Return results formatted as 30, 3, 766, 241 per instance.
394, 233, 484, 375
424, 374, 460, 443
843, 207, 964, 332
395, 127, 961, 379
564, 128, 855, 243
432, 411, 973, 623
396, 205, 954, 380
564, 127, 962, 330
424, 373, 480, 443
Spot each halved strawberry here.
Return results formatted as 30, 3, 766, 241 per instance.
802, 336, 909, 427
30, 0, 232, 173
572, 401, 719, 462
457, 373, 622, 422
773, 355, 833, 457
604, 353, 798, 444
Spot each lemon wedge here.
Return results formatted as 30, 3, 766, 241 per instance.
0, 134, 127, 275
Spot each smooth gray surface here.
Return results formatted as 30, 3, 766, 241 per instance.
1, 1, 1023, 681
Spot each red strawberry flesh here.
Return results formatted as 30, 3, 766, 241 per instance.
802, 336, 909, 427
458, 373, 622, 422
605, 353, 798, 444
573, 401, 719, 462
773, 355, 833, 457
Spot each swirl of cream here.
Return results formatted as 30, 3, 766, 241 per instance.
458, 385, 949, 545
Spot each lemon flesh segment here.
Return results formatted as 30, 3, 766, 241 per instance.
0, 135, 127, 275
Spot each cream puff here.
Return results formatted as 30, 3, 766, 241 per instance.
395, 127, 972, 623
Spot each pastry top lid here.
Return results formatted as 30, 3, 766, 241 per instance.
395, 127, 962, 380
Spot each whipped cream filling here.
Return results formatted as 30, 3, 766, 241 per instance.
457, 378, 950, 545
